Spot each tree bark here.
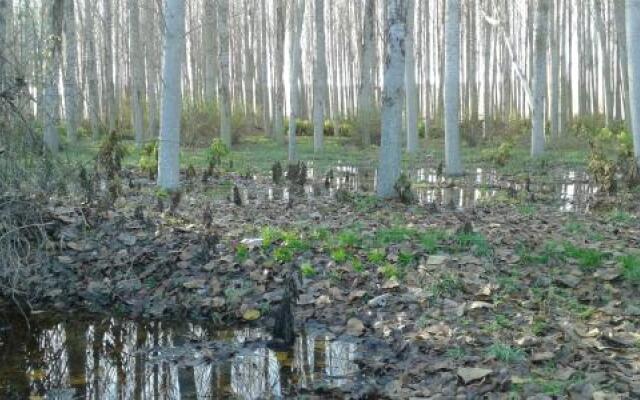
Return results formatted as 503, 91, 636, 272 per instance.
313, 0, 327, 153
628, 0, 640, 166
63, 0, 79, 142
445, 0, 463, 175
531, 0, 549, 157
129, 0, 145, 147
157, 0, 185, 190
377, 0, 406, 198
44, 0, 64, 153
288, 0, 305, 162
405, 0, 419, 153
218, 0, 232, 147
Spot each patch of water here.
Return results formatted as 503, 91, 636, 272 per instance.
0, 316, 357, 399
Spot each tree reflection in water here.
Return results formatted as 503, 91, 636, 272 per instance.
0, 317, 358, 399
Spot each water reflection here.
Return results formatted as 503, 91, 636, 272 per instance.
0, 317, 358, 400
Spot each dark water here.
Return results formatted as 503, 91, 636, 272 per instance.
243, 163, 597, 212
0, 314, 357, 399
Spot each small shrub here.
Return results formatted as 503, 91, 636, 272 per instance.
139, 140, 158, 180
97, 131, 128, 179
482, 141, 513, 167
393, 173, 414, 204
300, 262, 316, 278
207, 138, 230, 169
367, 248, 386, 265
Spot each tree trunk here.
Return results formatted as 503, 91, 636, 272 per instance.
531, 0, 549, 157
63, 0, 79, 142
44, 0, 64, 153
628, 0, 640, 166
204, 0, 218, 105
218, 0, 232, 147
405, 0, 419, 153
103, 0, 116, 132
445, 0, 462, 175
273, 1, 286, 143
288, 0, 305, 162
377, 0, 406, 198
313, 0, 326, 153
83, 0, 101, 138
357, 0, 376, 147
157, 0, 185, 190
129, 0, 145, 147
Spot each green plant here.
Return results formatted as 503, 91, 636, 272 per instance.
352, 258, 365, 273
608, 209, 634, 224
452, 232, 492, 257
375, 227, 416, 246
261, 226, 283, 248
300, 262, 316, 278
274, 247, 293, 263
618, 254, 640, 283
564, 243, 605, 271
207, 138, 230, 169
419, 229, 446, 254
97, 131, 128, 179
487, 343, 525, 363
482, 141, 514, 166
330, 247, 348, 263
139, 140, 159, 179
393, 173, 414, 204
367, 248, 386, 265
445, 346, 466, 360
337, 230, 360, 248
430, 274, 463, 298
379, 263, 400, 280
235, 244, 249, 262
398, 251, 415, 267
282, 231, 309, 253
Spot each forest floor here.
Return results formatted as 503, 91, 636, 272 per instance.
2, 137, 640, 398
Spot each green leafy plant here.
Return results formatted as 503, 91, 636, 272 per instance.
97, 131, 128, 179
564, 243, 605, 271
379, 263, 400, 280
300, 262, 316, 278
430, 274, 463, 298
618, 254, 640, 283
274, 247, 293, 263
207, 138, 230, 170
330, 247, 348, 263
235, 243, 249, 262
419, 229, 446, 254
337, 230, 360, 248
487, 343, 525, 363
367, 248, 386, 265
375, 227, 416, 246
139, 140, 159, 179
261, 226, 283, 248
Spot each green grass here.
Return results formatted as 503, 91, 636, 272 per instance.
367, 248, 386, 265
451, 232, 492, 257
375, 226, 417, 246
618, 254, 640, 283
419, 229, 447, 254
273, 247, 293, 263
487, 343, 526, 363
445, 346, 466, 359
337, 229, 361, 248
261, 226, 283, 248
330, 247, 348, 263
379, 263, 400, 280
234, 243, 249, 262
300, 262, 316, 278
563, 243, 605, 271
430, 274, 463, 298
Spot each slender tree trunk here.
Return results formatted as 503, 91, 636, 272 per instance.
129, 0, 144, 147
594, 0, 612, 126
288, 0, 305, 162
531, 0, 549, 157
273, 1, 286, 143
44, 0, 64, 153
445, 0, 462, 175
313, 0, 326, 153
83, 0, 100, 138
204, 0, 218, 105
218, 0, 232, 147
103, 0, 116, 132
260, 0, 270, 135
63, 0, 79, 142
145, 0, 159, 139
157, 0, 185, 190
377, 0, 406, 198
628, 0, 640, 166
357, 0, 376, 147
550, 0, 560, 137
405, 0, 418, 153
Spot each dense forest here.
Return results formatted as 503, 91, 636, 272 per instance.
0, 0, 639, 398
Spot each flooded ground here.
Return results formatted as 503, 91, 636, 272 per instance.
239, 163, 597, 213
0, 313, 358, 399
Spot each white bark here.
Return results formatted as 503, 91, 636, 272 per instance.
102, 0, 116, 132
594, 0, 612, 126
144, 0, 159, 139
260, 0, 270, 135
445, 0, 463, 175
377, 0, 406, 198
628, 0, 640, 166
218, 0, 232, 147
313, 0, 326, 153
83, 0, 100, 138
531, 0, 549, 157
44, 0, 64, 153
129, 0, 144, 148
288, 0, 305, 162
357, 0, 376, 147
204, 0, 218, 104
157, 0, 185, 190
0, 0, 7, 91
63, 0, 79, 142
405, 0, 418, 153
273, 1, 286, 143
550, 1, 560, 137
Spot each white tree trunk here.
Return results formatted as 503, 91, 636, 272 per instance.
63, 0, 79, 142
0, 0, 7, 91
129, 0, 144, 148
357, 0, 376, 147
628, 0, 640, 166
157, 0, 185, 190
273, 1, 286, 143
83, 0, 101, 138
444, 0, 463, 175
44, 0, 64, 153
204, 0, 218, 104
260, 0, 270, 135
288, 0, 305, 162
313, 0, 326, 153
550, 1, 560, 137
218, 0, 232, 147
377, 0, 406, 198
102, 0, 116, 132
144, 0, 159, 139
531, 0, 549, 157
405, 0, 419, 153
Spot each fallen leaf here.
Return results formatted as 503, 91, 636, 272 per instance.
242, 309, 261, 321
457, 367, 492, 384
